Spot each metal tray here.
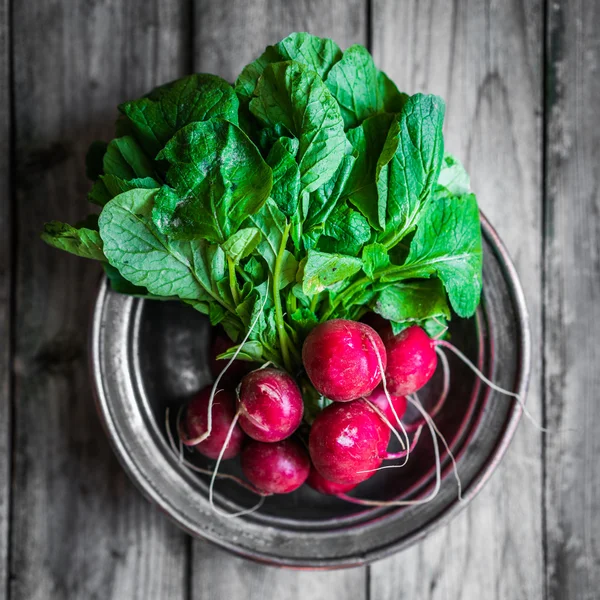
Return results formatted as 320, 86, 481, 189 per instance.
90, 214, 530, 568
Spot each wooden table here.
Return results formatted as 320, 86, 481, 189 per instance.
1, 1, 597, 598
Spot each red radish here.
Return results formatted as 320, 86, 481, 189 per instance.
366, 386, 408, 425
181, 387, 244, 459
302, 319, 387, 402
309, 401, 390, 485
209, 331, 252, 381
238, 368, 304, 442
306, 466, 357, 495
384, 326, 437, 396
241, 438, 310, 494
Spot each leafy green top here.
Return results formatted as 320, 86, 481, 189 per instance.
42, 32, 482, 372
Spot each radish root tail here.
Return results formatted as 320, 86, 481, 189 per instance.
340, 396, 441, 506
435, 340, 548, 433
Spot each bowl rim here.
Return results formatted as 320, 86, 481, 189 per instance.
89, 212, 531, 569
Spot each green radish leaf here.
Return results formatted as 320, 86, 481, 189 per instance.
103, 136, 156, 181
302, 250, 363, 295
318, 204, 371, 255
218, 341, 265, 363
103, 263, 172, 299
248, 198, 287, 273
390, 315, 449, 339
99, 189, 231, 307
243, 256, 267, 285
303, 142, 356, 249
325, 45, 407, 129
266, 137, 301, 217
89, 175, 161, 207
41, 220, 105, 261
250, 61, 346, 194
119, 74, 239, 158
362, 243, 390, 279
373, 279, 451, 324
222, 227, 262, 264
378, 94, 446, 247
343, 112, 396, 229
381, 194, 482, 317
435, 151, 470, 197
153, 119, 272, 242
86, 140, 107, 180
236, 32, 342, 102
290, 308, 319, 338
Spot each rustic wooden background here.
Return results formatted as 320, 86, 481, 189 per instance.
0, 0, 597, 598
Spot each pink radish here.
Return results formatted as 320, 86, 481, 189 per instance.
308, 401, 390, 485
366, 386, 407, 424
384, 326, 438, 396
241, 438, 310, 494
306, 465, 357, 496
302, 319, 387, 402
238, 368, 304, 442
180, 387, 244, 459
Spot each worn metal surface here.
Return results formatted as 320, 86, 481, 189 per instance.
90, 216, 530, 568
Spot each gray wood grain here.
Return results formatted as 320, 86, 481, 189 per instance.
10, 2, 190, 599
370, 1, 545, 598
0, 0, 11, 597
545, 1, 600, 598
191, 2, 368, 597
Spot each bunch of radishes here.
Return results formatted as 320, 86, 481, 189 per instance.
179, 317, 440, 501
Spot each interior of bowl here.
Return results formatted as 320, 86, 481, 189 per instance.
135, 298, 487, 524
92, 216, 530, 566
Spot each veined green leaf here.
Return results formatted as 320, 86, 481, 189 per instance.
343, 112, 396, 229
266, 137, 301, 217
153, 119, 272, 242
318, 204, 371, 255
41, 220, 105, 261
362, 243, 390, 279
373, 279, 451, 325
235, 32, 342, 102
378, 94, 446, 247
250, 61, 346, 194
381, 194, 482, 317
222, 227, 262, 264
302, 250, 363, 295
325, 45, 407, 129
99, 189, 232, 308
103, 136, 156, 181
89, 174, 161, 207
119, 74, 239, 158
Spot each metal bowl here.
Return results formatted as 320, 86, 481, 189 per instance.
90, 213, 530, 568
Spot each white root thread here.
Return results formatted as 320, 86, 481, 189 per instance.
405, 347, 450, 432
435, 340, 549, 433
207, 412, 268, 518
339, 397, 441, 507
383, 425, 424, 460
362, 399, 412, 467
184, 291, 270, 447
412, 392, 463, 502
165, 408, 265, 496
368, 335, 409, 454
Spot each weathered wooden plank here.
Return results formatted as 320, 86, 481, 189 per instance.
10, 2, 191, 599
545, 2, 600, 598
191, 1, 368, 597
0, 0, 11, 597
370, 1, 544, 598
